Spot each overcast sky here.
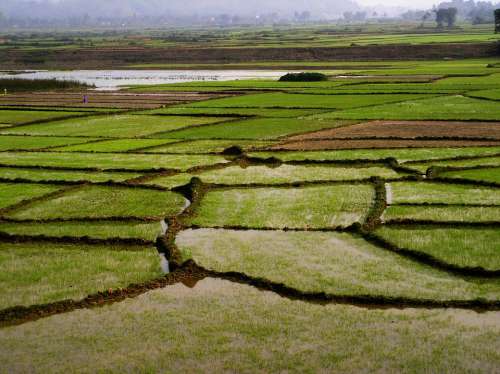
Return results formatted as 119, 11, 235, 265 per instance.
0, 0, 453, 20
357, 0, 438, 8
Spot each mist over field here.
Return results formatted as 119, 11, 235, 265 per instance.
0, 0, 361, 19
0, 0, 498, 27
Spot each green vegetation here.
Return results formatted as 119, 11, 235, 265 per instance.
1, 115, 229, 138
0, 152, 229, 171
0, 183, 60, 210
193, 165, 401, 185
142, 107, 321, 118
279, 72, 328, 82
317, 95, 500, 121
0, 242, 161, 309
149, 165, 401, 187
0, 110, 88, 125
7, 185, 186, 220
440, 167, 500, 183
178, 229, 499, 299
0, 135, 96, 151
410, 157, 500, 173
329, 83, 464, 94
251, 147, 500, 163
383, 205, 500, 222
0, 221, 161, 241
1, 279, 499, 372
143, 139, 274, 154
192, 185, 374, 229
165, 118, 353, 140
188, 93, 428, 109
1, 31, 500, 373
0, 167, 141, 183
376, 227, 500, 270
389, 182, 500, 205
0, 78, 92, 92
467, 89, 500, 101
132, 79, 347, 92
54, 139, 180, 152
146, 173, 194, 189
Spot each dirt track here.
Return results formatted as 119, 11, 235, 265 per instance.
0, 43, 497, 69
289, 121, 500, 141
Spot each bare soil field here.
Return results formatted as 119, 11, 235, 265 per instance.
288, 121, 500, 141
270, 139, 500, 151
0, 92, 231, 109
0, 43, 497, 69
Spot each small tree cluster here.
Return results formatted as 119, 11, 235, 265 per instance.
435, 7, 458, 28
495, 9, 500, 33
279, 73, 328, 82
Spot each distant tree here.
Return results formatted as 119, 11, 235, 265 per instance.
435, 7, 458, 28
495, 9, 500, 33
421, 11, 432, 27
294, 11, 311, 23
343, 11, 353, 22
447, 7, 458, 26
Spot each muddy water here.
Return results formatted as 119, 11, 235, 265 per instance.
0, 70, 292, 90
158, 198, 192, 275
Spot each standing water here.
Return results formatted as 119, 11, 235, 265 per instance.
0, 70, 293, 90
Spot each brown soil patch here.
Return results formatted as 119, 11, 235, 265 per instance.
271, 139, 500, 151
0, 43, 496, 69
0, 92, 232, 109
289, 121, 500, 141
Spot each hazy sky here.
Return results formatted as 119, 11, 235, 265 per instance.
0, 0, 450, 20
356, 0, 437, 7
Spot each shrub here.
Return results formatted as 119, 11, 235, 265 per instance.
0, 78, 93, 92
279, 72, 328, 82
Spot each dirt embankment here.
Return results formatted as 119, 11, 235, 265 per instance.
0, 43, 498, 69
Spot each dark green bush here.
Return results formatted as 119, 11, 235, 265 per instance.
279, 72, 328, 82
0, 78, 93, 92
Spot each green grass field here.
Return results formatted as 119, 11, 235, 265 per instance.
0, 242, 161, 309
388, 182, 500, 205
316, 95, 500, 121
383, 205, 500, 222
0, 110, 88, 125
178, 229, 499, 299
0, 221, 161, 241
0, 167, 141, 183
0, 135, 100, 151
191, 185, 374, 229
1, 53, 499, 371
7, 185, 186, 220
376, 226, 500, 270
440, 167, 500, 183
0, 183, 61, 210
164, 118, 353, 139
187, 164, 402, 185
1, 115, 230, 138
187, 92, 429, 109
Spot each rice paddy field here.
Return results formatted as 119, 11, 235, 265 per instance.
0, 55, 499, 372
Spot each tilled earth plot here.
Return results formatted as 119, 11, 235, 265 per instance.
0, 81, 500, 371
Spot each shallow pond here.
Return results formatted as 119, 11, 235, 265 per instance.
0, 70, 292, 90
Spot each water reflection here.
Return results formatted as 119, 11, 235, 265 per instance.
0, 70, 291, 90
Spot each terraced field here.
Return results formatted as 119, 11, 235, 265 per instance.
0, 58, 499, 372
